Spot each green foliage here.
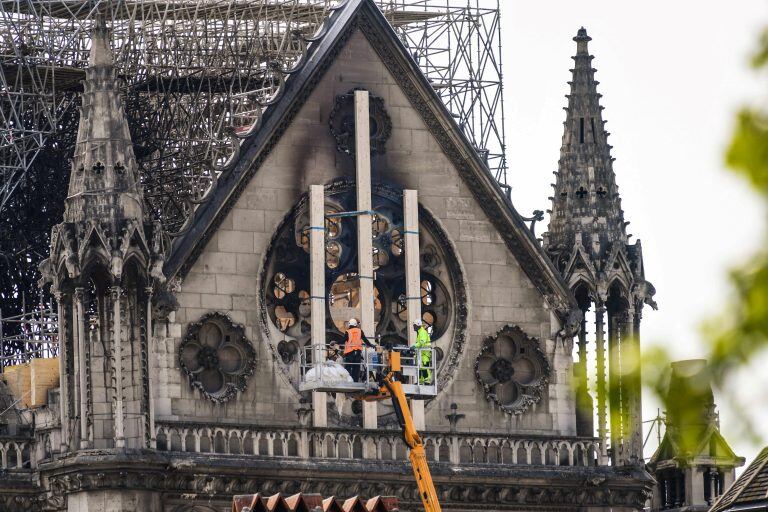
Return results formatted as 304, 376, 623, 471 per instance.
726, 109, 768, 193
643, 23, 768, 451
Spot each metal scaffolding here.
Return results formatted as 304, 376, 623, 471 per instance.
0, 0, 504, 354
379, 0, 505, 182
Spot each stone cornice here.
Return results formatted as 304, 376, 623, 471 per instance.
29, 451, 653, 511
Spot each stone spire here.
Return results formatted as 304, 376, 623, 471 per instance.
39, 20, 166, 453
64, 17, 144, 226
544, 27, 627, 264
542, 28, 656, 468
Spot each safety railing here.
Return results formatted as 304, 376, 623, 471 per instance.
299, 344, 437, 397
154, 422, 604, 468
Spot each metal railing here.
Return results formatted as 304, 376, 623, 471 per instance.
299, 344, 437, 396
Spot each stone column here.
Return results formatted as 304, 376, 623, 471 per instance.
111, 286, 125, 448
145, 287, 156, 449
607, 309, 622, 465
594, 305, 608, 462
55, 292, 69, 452
625, 307, 643, 463
74, 287, 89, 450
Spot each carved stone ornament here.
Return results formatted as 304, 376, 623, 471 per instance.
329, 88, 392, 156
179, 312, 256, 403
475, 325, 550, 415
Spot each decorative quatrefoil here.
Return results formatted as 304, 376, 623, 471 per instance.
179, 312, 256, 403
475, 325, 550, 415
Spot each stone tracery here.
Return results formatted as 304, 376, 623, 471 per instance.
475, 325, 550, 415
260, 180, 466, 393
179, 312, 256, 403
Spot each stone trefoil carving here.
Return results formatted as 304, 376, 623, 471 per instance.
329, 88, 392, 156
475, 325, 549, 415
179, 312, 256, 403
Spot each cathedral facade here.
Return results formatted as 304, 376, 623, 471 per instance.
1, 1, 658, 510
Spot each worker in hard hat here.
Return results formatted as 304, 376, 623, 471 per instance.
412, 320, 432, 385
343, 318, 375, 382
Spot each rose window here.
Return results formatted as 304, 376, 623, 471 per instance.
475, 325, 550, 415
180, 312, 256, 403
260, 180, 467, 403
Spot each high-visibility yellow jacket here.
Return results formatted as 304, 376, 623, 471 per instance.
414, 326, 431, 348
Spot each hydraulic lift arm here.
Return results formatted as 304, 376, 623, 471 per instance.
371, 350, 441, 512
385, 376, 442, 512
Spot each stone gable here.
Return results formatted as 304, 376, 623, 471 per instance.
156, 30, 576, 436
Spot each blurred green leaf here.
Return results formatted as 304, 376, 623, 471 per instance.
726, 109, 768, 193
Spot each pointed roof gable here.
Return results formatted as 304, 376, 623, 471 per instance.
163, 0, 577, 322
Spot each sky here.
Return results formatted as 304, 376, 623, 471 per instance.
498, 0, 768, 465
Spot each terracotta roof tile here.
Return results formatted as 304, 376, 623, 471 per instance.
321, 497, 344, 512
232, 493, 399, 512
711, 446, 768, 512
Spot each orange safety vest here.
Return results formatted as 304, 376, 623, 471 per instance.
344, 327, 363, 355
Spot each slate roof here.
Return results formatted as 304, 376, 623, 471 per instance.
711, 447, 768, 512
163, 0, 578, 324
232, 493, 399, 512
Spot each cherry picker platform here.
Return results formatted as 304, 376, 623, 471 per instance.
299, 344, 437, 398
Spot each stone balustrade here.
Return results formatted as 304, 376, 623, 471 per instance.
0, 437, 35, 470
155, 422, 603, 468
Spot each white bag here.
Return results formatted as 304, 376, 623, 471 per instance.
305, 361, 353, 383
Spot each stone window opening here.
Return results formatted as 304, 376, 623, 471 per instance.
575, 186, 588, 199
579, 117, 585, 144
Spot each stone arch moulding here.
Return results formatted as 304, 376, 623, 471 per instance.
179, 312, 257, 403
475, 325, 550, 415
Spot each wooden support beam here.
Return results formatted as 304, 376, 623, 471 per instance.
404, 189, 421, 345
310, 184, 327, 428
355, 90, 378, 430
404, 189, 425, 430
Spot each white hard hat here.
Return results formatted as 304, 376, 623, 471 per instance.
413, 319, 422, 327
348, 318, 358, 327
